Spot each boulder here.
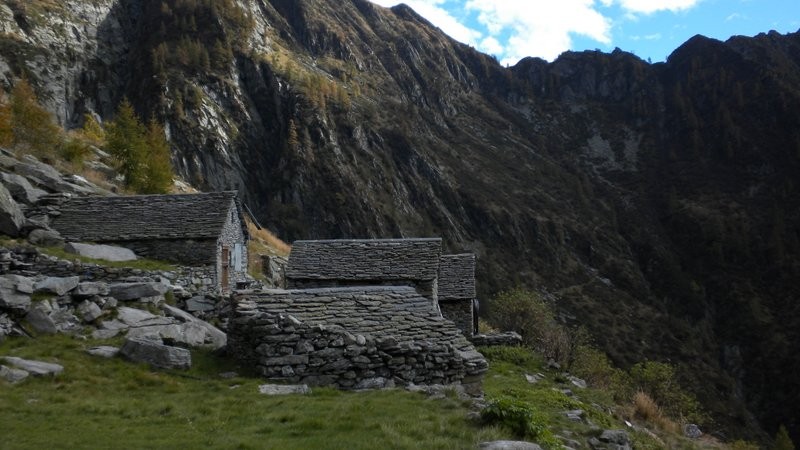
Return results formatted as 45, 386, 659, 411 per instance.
65, 242, 137, 262
109, 282, 168, 301
16, 157, 98, 195
0, 182, 25, 237
33, 276, 80, 296
116, 306, 173, 328
185, 295, 216, 313
0, 275, 33, 312
77, 300, 103, 322
1, 356, 64, 376
684, 424, 703, 439
162, 304, 227, 349
479, 442, 543, 450
0, 364, 29, 383
597, 429, 631, 449
86, 346, 120, 358
120, 337, 191, 370
73, 282, 110, 298
257, 384, 311, 395
27, 228, 64, 247
25, 307, 58, 334
0, 313, 15, 341
50, 310, 81, 333
0, 172, 47, 205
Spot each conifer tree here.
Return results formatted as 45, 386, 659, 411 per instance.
142, 117, 174, 194
774, 425, 796, 450
106, 98, 147, 190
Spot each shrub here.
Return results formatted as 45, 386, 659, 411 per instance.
489, 288, 586, 368
570, 344, 624, 389
629, 361, 704, 423
3, 78, 62, 158
481, 395, 559, 447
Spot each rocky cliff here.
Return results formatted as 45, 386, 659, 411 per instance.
1, 0, 799, 441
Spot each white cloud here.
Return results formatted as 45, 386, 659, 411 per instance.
465, 0, 612, 63
368, 0, 701, 65
617, 0, 700, 14
726, 12, 747, 22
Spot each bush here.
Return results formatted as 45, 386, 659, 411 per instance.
489, 288, 586, 368
629, 361, 704, 423
1, 78, 63, 158
481, 395, 559, 447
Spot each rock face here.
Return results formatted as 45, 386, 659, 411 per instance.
2, 0, 800, 439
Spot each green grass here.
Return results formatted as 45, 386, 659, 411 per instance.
0, 335, 506, 449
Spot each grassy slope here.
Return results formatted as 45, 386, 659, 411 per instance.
0, 335, 504, 449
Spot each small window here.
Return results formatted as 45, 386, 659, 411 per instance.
233, 243, 243, 272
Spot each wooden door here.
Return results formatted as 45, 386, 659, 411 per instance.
221, 246, 230, 292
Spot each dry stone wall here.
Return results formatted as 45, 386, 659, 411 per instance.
229, 286, 487, 393
438, 254, 477, 337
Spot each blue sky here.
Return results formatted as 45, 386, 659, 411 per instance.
368, 0, 800, 65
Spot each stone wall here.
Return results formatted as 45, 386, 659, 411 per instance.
116, 238, 217, 267
1, 245, 217, 295
216, 199, 249, 293
440, 300, 474, 338
229, 286, 487, 393
438, 254, 476, 337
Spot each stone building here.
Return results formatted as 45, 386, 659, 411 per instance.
286, 239, 442, 309
438, 254, 476, 337
229, 286, 487, 393
50, 191, 248, 293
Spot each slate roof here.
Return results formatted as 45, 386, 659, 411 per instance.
51, 191, 248, 242
438, 254, 476, 300
286, 239, 442, 281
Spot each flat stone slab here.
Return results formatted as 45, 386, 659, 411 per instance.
116, 307, 173, 328
120, 337, 191, 370
258, 384, 311, 395
162, 304, 227, 350
33, 276, 80, 296
86, 346, 120, 358
109, 282, 169, 301
1, 356, 64, 376
479, 442, 543, 450
65, 242, 138, 262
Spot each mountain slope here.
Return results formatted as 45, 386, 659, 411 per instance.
1, 0, 798, 441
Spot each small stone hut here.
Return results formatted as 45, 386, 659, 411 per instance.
286, 239, 442, 309
229, 286, 487, 393
50, 191, 249, 293
438, 254, 476, 338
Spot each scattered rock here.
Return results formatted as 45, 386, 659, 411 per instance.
258, 384, 311, 395
162, 304, 227, 349
0, 172, 47, 205
25, 306, 58, 334
73, 282, 110, 298
185, 295, 216, 313
0, 182, 25, 237
591, 429, 632, 450
479, 441, 543, 450
27, 228, 65, 247
525, 373, 545, 384
116, 306, 172, 328
354, 377, 395, 390
50, 309, 81, 333
565, 409, 585, 421
219, 371, 238, 379
0, 364, 29, 383
568, 375, 587, 389
86, 346, 120, 358
65, 242, 137, 262
1, 356, 64, 376
109, 282, 169, 301
0, 275, 33, 312
547, 359, 561, 370
120, 337, 192, 370
33, 276, 80, 296
684, 424, 703, 439
77, 300, 103, 322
